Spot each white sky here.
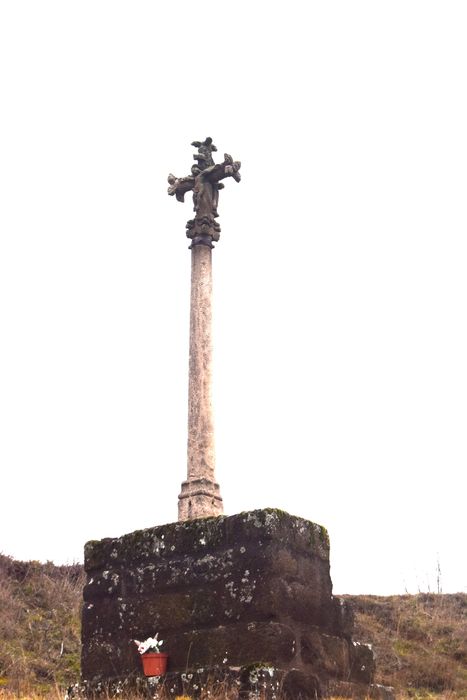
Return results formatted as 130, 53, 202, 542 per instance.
0, 1, 466, 596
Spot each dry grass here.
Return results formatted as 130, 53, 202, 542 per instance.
343, 594, 467, 697
0, 693, 464, 700
0, 554, 85, 695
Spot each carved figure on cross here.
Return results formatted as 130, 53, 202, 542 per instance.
167, 137, 241, 248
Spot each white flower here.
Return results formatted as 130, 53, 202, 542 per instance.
134, 633, 163, 654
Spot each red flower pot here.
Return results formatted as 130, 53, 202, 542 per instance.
141, 652, 169, 677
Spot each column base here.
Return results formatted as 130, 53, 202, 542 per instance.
178, 478, 224, 520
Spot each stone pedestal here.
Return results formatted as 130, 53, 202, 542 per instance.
81, 509, 379, 698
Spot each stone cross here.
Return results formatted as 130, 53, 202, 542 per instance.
168, 137, 241, 520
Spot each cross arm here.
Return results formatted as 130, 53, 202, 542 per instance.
204, 154, 241, 185
167, 173, 195, 202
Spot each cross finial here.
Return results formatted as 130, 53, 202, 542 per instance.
168, 138, 241, 248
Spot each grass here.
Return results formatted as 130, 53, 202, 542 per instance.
0, 554, 85, 696
343, 594, 467, 697
0, 693, 464, 700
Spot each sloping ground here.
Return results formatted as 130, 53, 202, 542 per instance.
0, 554, 85, 693
344, 593, 467, 697
0, 553, 465, 697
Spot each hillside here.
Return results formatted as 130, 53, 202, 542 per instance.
0, 554, 85, 693
0, 554, 465, 697
344, 594, 466, 697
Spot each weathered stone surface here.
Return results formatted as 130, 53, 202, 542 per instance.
328, 595, 355, 639
84, 509, 330, 573
162, 621, 296, 670
349, 640, 376, 684
282, 669, 321, 699
82, 624, 290, 687
301, 627, 351, 678
81, 509, 379, 697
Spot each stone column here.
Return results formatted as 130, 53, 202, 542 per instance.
178, 243, 223, 520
